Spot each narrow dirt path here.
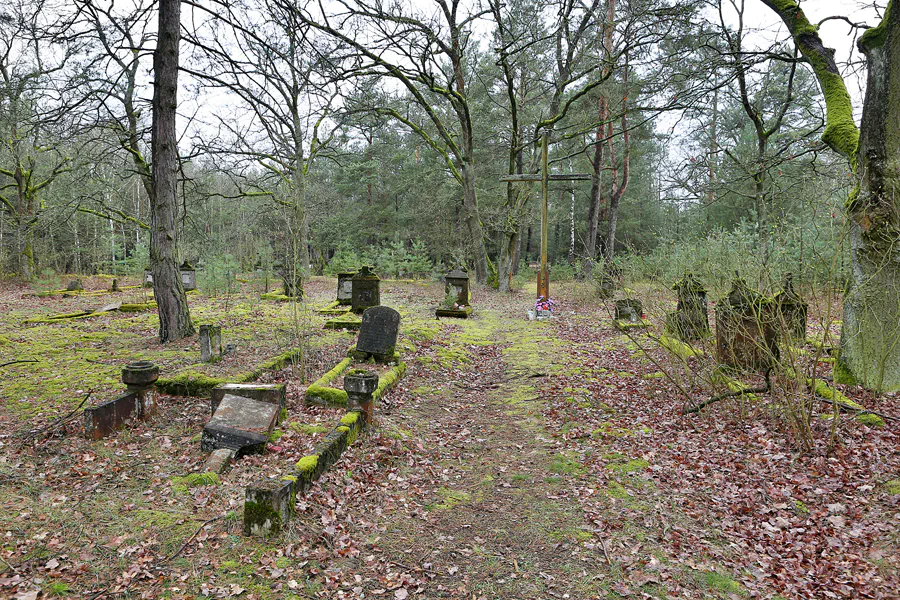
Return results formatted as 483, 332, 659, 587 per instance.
317, 308, 612, 598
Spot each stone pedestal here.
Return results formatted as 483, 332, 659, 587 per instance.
85, 361, 159, 440
337, 272, 356, 305
244, 478, 294, 536
199, 325, 222, 363
716, 279, 778, 370
344, 370, 378, 423
351, 266, 380, 313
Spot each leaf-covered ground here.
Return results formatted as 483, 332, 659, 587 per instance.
0, 278, 897, 599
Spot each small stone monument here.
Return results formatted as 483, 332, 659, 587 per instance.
84, 361, 159, 440
775, 272, 807, 341
111, 278, 119, 292
615, 299, 643, 322
351, 266, 380, 313
436, 267, 472, 318
278, 262, 303, 298
66, 279, 83, 291
180, 261, 197, 291
201, 394, 280, 456
144, 267, 153, 287
666, 273, 710, 339
344, 370, 378, 423
353, 306, 400, 362
199, 324, 222, 362
716, 277, 778, 370
336, 271, 356, 305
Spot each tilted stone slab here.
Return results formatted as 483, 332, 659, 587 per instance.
210, 382, 287, 414
201, 394, 279, 456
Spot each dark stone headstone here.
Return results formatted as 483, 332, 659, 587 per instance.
66, 279, 83, 291
666, 273, 710, 340
180, 261, 197, 291
716, 278, 779, 370
84, 392, 140, 440
615, 299, 643, 322
201, 394, 280, 456
355, 306, 400, 361
351, 266, 380, 313
775, 272, 807, 341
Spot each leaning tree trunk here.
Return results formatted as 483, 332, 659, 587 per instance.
150, 0, 194, 343
762, 0, 900, 390
839, 5, 900, 390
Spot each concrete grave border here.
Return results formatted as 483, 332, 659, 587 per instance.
304, 348, 406, 407
156, 347, 303, 397
243, 409, 367, 536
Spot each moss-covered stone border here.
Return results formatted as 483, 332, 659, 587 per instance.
304, 355, 406, 407
317, 300, 351, 315
22, 302, 157, 324
156, 348, 303, 397
243, 409, 367, 536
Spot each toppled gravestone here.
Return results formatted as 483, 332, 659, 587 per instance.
201, 394, 279, 456
210, 382, 286, 414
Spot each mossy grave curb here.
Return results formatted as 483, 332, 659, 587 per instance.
22, 302, 157, 324
304, 352, 406, 407
317, 300, 351, 315
243, 409, 366, 536
156, 348, 303, 397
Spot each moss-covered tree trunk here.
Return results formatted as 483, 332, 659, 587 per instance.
762, 0, 900, 390
150, 0, 194, 343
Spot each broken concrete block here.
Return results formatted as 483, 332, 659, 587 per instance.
201, 394, 279, 456
203, 448, 235, 474
243, 477, 294, 536
210, 382, 286, 414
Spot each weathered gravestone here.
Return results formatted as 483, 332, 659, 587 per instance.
716, 277, 778, 370
201, 394, 280, 456
351, 266, 380, 313
66, 279, 83, 292
210, 382, 287, 414
666, 273, 710, 340
775, 272, 808, 342
436, 267, 473, 318
199, 324, 222, 363
353, 306, 400, 362
615, 299, 643, 322
180, 261, 197, 291
337, 271, 356, 305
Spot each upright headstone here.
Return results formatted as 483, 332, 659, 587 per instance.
354, 306, 400, 362
614, 298, 643, 323
775, 272, 807, 341
716, 278, 778, 370
180, 261, 197, 291
66, 279, 83, 291
144, 268, 153, 287
666, 273, 710, 339
336, 271, 356, 305
351, 266, 380, 313
199, 324, 222, 362
436, 267, 473, 318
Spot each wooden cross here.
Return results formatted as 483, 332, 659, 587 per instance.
501, 132, 591, 299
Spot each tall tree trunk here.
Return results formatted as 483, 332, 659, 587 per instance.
150, 0, 194, 343
839, 5, 900, 390
603, 55, 630, 262
586, 137, 604, 259
460, 159, 489, 283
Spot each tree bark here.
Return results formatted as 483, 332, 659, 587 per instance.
150, 0, 194, 343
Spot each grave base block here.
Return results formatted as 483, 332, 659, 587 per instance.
243, 478, 294, 536
84, 390, 157, 440
435, 306, 473, 319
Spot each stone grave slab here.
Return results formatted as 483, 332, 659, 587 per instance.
355, 306, 400, 361
210, 382, 287, 414
201, 394, 279, 456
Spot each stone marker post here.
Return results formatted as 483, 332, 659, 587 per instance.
614, 299, 643, 323
351, 266, 380, 313
344, 370, 378, 424
199, 324, 223, 362
716, 278, 778, 370
122, 361, 160, 418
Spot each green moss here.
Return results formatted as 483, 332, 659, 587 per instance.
793, 500, 810, 515
549, 454, 585, 475
607, 458, 649, 474
119, 302, 157, 312
856, 413, 884, 426
340, 412, 361, 426
289, 422, 329, 435
171, 472, 220, 492
0, 335, 9, 345
44, 582, 71, 597
317, 357, 352, 386
833, 354, 858, 385
658, 335, 703, 360
810, 378, 884, 426
295, 455, 319, 475
859, 1, 891, 49
269, 428, 284, 442
701, 571, 745, 595
219, 560, 241, 571
156, 372, 226, 397
305, 384, 348, 407
606, 481, 630, 499
243, 501, 282, 535
884, 479, 900, 495
372, 362, 406, 402
427, 488, 472, 510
